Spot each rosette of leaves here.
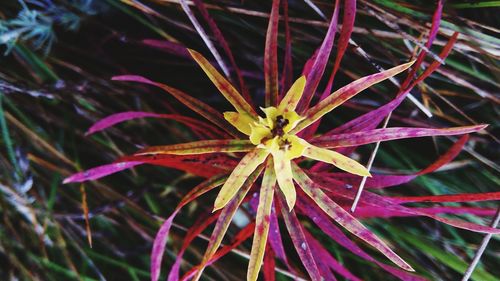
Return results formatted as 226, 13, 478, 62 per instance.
64, 1, 500, 280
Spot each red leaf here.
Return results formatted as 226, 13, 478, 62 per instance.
264, 0, 280, 107
305, 231, 362, 281
191, 0, 250, 102
168, 212, 220, 281
112, 75, 243, 138
279, 0, 293, 97
150, 176, 224, 281
141, 39, 190, 58
297, 196, 426, 281
323, 32, 458, 137
263, 246, 276, 281
321, 0, 357, 98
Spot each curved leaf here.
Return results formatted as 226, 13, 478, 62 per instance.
85, 111, 225, 137
151, 176, 225, 281
297, 0, 341, 112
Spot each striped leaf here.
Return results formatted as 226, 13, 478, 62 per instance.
293, 165, 414, 272
303, 144, 370, 177
192, 165, 264, 281
292, 60, 415, 133
247, 159, 276, 281
188, 49, 256, 116
213, 148, 269, 211
136, 140, 254, 155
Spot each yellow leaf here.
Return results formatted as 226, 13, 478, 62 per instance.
261, 106, 278, 129
188, 49, 257, 116
283, 135, 307, 160
278, 75, 306, 113
247, 159, 275, 281
273, 151, 296, 210
213, 148, 269, 211
283, 111, 305, 133
303, 145, 371, 177
292, 61, 415, 133
250, 125, 272, 145
223, 111, 255, 135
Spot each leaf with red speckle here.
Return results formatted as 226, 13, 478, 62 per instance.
248, 159, 275, 281
214, 148, 268, 211
188, 49, 256, 116
303, 144, 371, 177
312, 125, 486, 148
293, 165, 415, 272
150, 176, 224, 281
277, 191, 322, 281
85, 111, 225, 137
191, 0, 250, 101
192, 165, 263, 280
136, 139, 254, 155
112, 75, 242, 137
297, 0, 340, 112
264, 0, 280, 107
294, 60, 415, 133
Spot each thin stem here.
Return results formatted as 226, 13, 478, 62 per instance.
350, 112, 391, 212
461, 206, 500, 281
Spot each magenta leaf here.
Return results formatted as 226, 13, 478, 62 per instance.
277, 191, 322, 280
312, 125, 486, 148
63, 161, 142, 184
297, 0, 340, 112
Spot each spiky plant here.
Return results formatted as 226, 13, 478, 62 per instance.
63, 1, 500, 280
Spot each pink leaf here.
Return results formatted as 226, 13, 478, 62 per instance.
277, 191, 322, 280
321, 0, 357, 98
312, 125, 486, 148
297, 0, 341, 112
63, 161, 142, 184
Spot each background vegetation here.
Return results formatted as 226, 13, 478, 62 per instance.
0, 0, 498, 280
